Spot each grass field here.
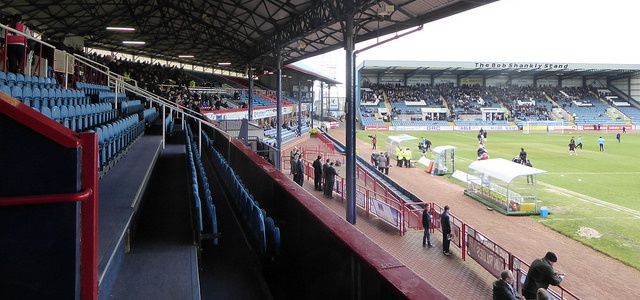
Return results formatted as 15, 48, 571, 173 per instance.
357, 130, 640, 269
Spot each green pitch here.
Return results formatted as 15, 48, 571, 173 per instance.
357, 130, 640, 269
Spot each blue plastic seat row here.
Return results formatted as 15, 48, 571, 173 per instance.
40, 103, 117, 132
93, 115, 145, 169
120, 100, 145, 116
76, 82, 111, 96
185, 124, 219, 246
3, 83, 90, 108
142, 107, 159, 128
97, 91, 127, 104
0, 71, 58, 89
203, 130, 280, 259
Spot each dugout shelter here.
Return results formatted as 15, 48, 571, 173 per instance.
430, 145, 456, 175
464, 158, 547, 215
386, 134, 419, 162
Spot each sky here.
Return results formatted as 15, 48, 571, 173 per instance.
301, 0, 640, 95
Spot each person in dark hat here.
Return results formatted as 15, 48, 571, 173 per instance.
522, 252, 564, 300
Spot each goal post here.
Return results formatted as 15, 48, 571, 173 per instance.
522, 120, 567, 134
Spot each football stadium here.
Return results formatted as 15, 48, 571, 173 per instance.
1, 1, 639, 299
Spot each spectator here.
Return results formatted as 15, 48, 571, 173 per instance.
312, 155, 323, 191
383, 152, 390, 175
441, 205, 452, 256
493, 270, 521, 300
323, 161, 338, 199
6, 14, 32, 74
289, 146, 298, 174
422, 206, 433, 247
536, 288, 549, 300
522, 252, 564, 300
376, 151, 387, 173
294, 154, 304, 186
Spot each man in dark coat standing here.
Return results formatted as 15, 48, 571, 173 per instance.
312, 155, 323, 191
493, 270, 521, 300
323, 162, 337, 198
522, 252, 564, 300
441, 205, 452, 256
294, 154, 304, 186
422, 206, 433, 247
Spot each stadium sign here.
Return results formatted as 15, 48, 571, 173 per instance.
474, 62, 569, 70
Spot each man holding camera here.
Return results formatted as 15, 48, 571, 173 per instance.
522, 252, 564, 300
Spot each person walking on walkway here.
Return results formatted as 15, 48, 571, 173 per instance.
493, 270, 521, 300
422, 206, 433, 247
312, 155, 323, 191
522, 252, 564, 300
441, 205, 452, 256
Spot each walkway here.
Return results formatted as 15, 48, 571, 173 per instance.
285, 131, 640, 300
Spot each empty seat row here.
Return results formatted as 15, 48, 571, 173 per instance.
35, 103, 118, 132
142, 107, 159, 127
0, 72, 58, 89
76, 82, 111, 96
3, 84, 90, 108
98, 91, 127, 104
204, 132, 280, 259
120, 100, 145, 116
185, 124, 219, 246
92, 115, 145, 169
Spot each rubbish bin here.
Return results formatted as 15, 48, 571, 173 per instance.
540, 206, 548, 217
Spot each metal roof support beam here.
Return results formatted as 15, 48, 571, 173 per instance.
276, 52, 283, 171
310, 82, 315, 128
253, 0, 356, 57
345, 4, 357, 225
298, 78, 302, 135
320, 82, 325, 122
248, 67, 254, 121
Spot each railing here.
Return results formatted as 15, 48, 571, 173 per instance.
291, 136, 582, 299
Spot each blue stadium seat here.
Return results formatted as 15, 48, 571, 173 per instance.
10, 85, 23, 100
40, 106, 52, 119
15, 73, 25, 84
1, 84, 11, 96
6, 72, 17, 85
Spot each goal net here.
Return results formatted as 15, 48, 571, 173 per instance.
523, 121, 568, 134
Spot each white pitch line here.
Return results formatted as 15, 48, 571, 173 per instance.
538, 181, 640, 217
546, 172, 640, 175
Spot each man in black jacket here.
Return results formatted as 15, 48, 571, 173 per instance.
522, 252, 564, 300
312, 155, 323, 191
493, 270, 521, 300
441, 205, 452, 256
421, 206, 433, 247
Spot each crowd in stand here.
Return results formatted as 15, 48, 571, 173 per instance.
358, 83, 606, 122
361, 82, 442, 105
489, 86, 553, 121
